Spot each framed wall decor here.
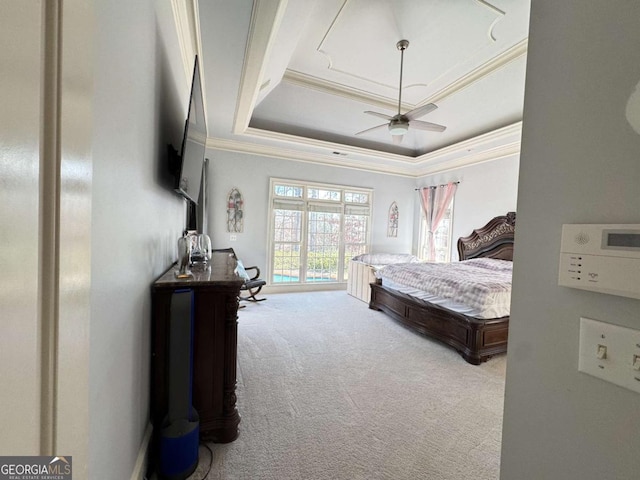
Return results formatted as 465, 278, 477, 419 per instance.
227, 188, 244, 233
387, 201, 398, 237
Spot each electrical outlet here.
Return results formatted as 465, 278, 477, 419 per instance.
229, 234, 237, 241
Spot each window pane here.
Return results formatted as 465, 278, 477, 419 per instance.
307, 188, 340, 201
307, 211, 340, 282
272, 243, 301, 283
343, 214, 368, 279
344, 192, 369, 203
274, 184, 303, 198
434, 214, 451, 262
274, 209, 302, 242
344, 214, 368, 244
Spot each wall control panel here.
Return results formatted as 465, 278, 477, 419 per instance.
559, 224, 640, 299
579, 317, 640, 394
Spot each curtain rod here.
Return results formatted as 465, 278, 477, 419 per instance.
414, 181, 460, 191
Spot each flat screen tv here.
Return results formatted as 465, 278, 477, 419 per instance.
172, 56, 207, 204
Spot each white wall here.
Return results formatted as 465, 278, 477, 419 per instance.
416, 155, 520, 260
501, 2, 640, 479
206, 151, 416, 280
90, 1, 186, 478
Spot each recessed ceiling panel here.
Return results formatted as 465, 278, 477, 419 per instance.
287, 0, 507, 102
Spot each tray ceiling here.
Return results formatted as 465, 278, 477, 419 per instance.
184, 0, 530, 176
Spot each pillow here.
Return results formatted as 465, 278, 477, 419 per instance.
235, 259, 251, 281
351, 253, 420, 265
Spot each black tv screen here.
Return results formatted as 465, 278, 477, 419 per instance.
174, 56, 207, 204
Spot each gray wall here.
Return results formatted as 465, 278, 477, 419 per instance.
205, 151, 417, 278
90, 1, 186, 477
416, 155, 520, 260
501, 2, 640, 479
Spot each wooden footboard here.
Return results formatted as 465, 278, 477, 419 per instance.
369, 282, 508, 365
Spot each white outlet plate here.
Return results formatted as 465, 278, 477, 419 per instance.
579, 317, 640, 394
229, 234, 237, 241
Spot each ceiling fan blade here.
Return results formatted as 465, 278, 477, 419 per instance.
364, 111, 393, 121
411, 119, 447, 132
392, 135, 404, 144
355, 123, 388, 136
405, 103, 438, 120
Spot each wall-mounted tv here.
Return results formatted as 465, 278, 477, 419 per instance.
170, 56, 207, 204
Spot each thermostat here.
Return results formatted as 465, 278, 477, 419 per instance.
559, 224, 640, 299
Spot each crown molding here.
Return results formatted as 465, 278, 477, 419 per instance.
282, 69, 411, 113
206, 136, 417, 177
426, 38, 528, 106
243, 126, 413, 163
243, 121, 522, 164
205, 121, 522, 177
414, 122, 522, 163
414, 142, 521, 177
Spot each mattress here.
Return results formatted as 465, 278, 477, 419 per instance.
377, 258, 513, 319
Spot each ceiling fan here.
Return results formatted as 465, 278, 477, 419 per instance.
355, 39, 446, 143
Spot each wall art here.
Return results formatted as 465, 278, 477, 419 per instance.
227, 188, 244, 233
387, 201, 398, 237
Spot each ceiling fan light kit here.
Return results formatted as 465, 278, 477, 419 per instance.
355, 39, 447, 141
388, 118, 409, 136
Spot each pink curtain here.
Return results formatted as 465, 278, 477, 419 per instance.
419, 182, 458, 261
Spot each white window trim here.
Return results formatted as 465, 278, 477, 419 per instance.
267, 178, 373, 288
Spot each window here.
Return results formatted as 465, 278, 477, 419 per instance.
419, 201, 454, 262
269, 179, 372, 284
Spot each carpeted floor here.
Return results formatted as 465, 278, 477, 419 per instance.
190, 290, 506, 480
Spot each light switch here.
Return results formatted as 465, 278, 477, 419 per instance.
633, 355, 640, 371
579, 317, 640, 394
596, 344, 607, 360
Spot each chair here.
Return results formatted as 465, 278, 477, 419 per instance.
212, 248, 267, 302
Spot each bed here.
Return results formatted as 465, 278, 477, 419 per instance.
369, 212, 516, 365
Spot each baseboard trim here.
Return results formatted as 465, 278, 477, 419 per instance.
131, 422, 153, 480
263, 283, 347, 294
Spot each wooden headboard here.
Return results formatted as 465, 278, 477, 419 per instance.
456, 212, 516, 261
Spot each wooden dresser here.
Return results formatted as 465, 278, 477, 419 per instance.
150, 251, 244, 443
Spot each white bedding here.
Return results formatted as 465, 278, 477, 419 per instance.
377, 258, 513, 319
